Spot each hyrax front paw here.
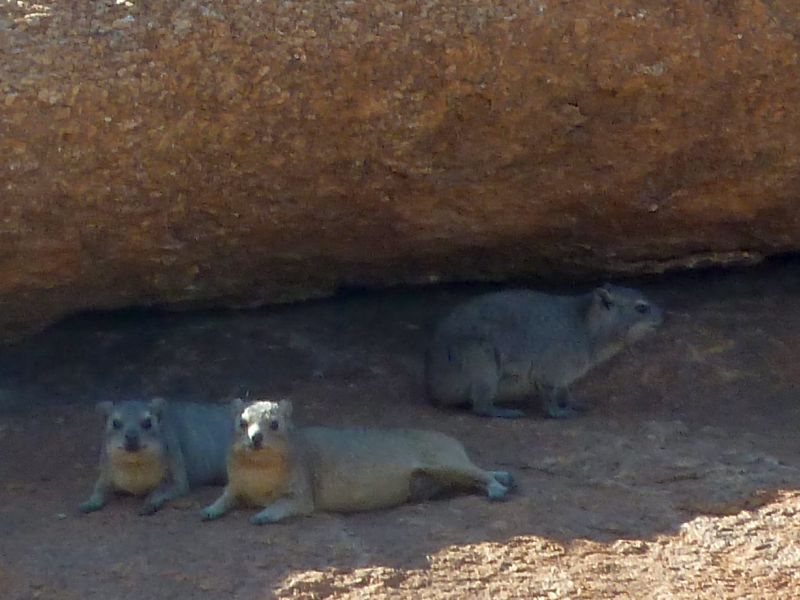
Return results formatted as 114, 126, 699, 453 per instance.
250, 512, 279, 526
475, 407, 525, 419
200, 506, 223, 521
138, 499, 165, 516
545, 405, 578, 419
79, 499, 103, 514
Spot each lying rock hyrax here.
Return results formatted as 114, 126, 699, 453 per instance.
426, 284, 664, 419
201, 399, 514, 524
80, 398, 233, 515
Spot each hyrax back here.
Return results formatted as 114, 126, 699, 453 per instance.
202, 399, 514, 525
426, 284, 664, 419
80, 398, 233, 515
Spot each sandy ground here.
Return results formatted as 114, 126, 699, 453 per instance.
2, 261, 800, 599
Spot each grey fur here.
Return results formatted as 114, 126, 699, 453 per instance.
426, 284, 664, 418
80, 398, 233, 515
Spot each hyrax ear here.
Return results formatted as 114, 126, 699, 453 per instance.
148, 397, 166, 419
230, 397, 245, 417
278, 399, 293, 420
96, 401, 114, 417
593, 286, 614, 309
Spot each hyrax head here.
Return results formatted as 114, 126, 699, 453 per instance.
586, 284, 664, 345
232, 398, 293, 452
97, 398, 166, 457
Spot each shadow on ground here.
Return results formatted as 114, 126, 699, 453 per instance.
2, 259, 800, 599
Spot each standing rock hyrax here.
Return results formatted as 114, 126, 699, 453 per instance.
201, 399, 514, 524
80, 398, 233, 515
426, 284, 664, 419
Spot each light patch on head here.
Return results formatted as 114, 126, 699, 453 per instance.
247, 423, 261, 440
232, 399, 294, 456
242, 399, 292, 423
238, 399, 294, 438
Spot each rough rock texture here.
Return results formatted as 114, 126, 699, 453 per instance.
2, 0, 800, 336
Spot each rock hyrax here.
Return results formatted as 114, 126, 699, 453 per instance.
80, 398, 233, 515
201, 399, 514, 524
426, 284, 664, 419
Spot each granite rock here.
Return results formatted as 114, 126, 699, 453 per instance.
1, 1, 798, 336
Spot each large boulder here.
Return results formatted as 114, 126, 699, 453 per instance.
1, 1, 797, 337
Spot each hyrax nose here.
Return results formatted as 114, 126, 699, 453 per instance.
251, 431, 264, 448
124, 432, 140, 451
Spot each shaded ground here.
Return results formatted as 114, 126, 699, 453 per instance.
2, 260, 800, 598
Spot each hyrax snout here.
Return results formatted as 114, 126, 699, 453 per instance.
107, 402, 161, 455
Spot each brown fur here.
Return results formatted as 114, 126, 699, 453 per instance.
227, 443, 290, 507
107, 447, 166, 496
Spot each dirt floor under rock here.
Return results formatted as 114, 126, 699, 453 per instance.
2, 261, 800, 599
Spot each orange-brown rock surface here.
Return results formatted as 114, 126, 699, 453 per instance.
2, 1, 799, 336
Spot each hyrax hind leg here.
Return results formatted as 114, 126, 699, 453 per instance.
490, 470, 515, 490
250, 495, 315, 525
411, 468, 514, 502
460, 343, 524, 419
539, 384, 577, 419
417, 444, 514, 501
248, 468, 316, 526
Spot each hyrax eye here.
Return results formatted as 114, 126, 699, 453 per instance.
141, 417, 152, 430
239, 419, 248, 431
269, 420, 279, 431
111, 419, 123, 430
635, 303, 651, 314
